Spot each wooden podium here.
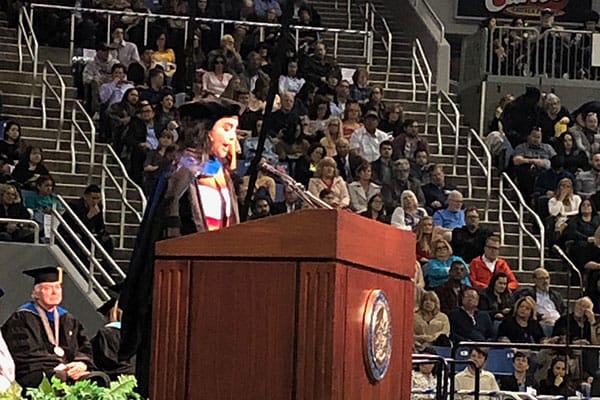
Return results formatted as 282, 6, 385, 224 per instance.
150, 209, 415, 400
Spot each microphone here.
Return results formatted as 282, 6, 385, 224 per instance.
259, 162, 333, 209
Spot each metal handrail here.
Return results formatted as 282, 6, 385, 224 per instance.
50, 195, 127, 300
437, 90, 460, 174
411, 0, 445, 43
364, 1, 392, 89
29, 3, 369, 62
412, 39, 432, 136
0, 217, 40, 244
466, 128, 492, 222
101, 147, 146, 249
498, 172, 545, 271
17, 7, 38, 108
70, 100, 96, 183
41, 60, 66, 146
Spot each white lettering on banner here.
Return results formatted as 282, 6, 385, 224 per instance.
484, 0, 563, 13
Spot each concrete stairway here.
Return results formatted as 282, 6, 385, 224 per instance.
0, 13, 142, 281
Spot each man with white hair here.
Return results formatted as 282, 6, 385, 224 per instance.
432, 190, 465, 229
1, 266, 105, 388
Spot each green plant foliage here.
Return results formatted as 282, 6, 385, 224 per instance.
22, 374, 143, 400
0, 381, 23, 400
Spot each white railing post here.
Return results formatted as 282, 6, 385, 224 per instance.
119, 177, 127, 249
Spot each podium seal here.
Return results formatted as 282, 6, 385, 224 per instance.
362, 289, 392, 381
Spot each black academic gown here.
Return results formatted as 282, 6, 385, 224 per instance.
91, 324, 135, 380
1, 305, 95, 388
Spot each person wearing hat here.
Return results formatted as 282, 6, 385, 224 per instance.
82, 43, 119, 118
1, 266, 99, 388
91, 285, 135, 380
0, 288, 15, 392
349, 109, 391, 163
119, 99, 243, 396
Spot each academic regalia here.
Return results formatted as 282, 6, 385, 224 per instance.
1, 302, 95, 388
119, 100, 242, 396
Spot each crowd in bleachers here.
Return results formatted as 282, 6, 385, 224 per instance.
2, 0, 600, 398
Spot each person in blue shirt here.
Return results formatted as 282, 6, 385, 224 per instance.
423, 240, 470, 288
432, 190, 465, 230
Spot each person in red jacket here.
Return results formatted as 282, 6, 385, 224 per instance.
469, 235, 519, 290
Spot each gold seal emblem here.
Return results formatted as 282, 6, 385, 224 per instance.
363, 289, 392, 381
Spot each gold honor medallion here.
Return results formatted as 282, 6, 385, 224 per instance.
362, 290, 392, 382
54, 346, 65, 357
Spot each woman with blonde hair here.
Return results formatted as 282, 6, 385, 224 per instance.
548, 177, 581, 244
341, 100, 363, 140
307, 157, 349, 208
391, 190, 428, 231
497, 295, 545, 343
415, 216, 435, 264
413, 290, 450, 349
423, 239, 469, 288
320, 117, 343, 157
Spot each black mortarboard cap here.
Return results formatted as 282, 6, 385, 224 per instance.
23, 266, 64, 284
96, 283, 122, 315
178, 99, 243, 122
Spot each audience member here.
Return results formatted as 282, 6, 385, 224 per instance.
0, 121, 25, 167
410, 149, 434, 185
502, 86, 542, 147
424, 239, 469, 288
422, 165, 455, 214
359, 193, 388, 223
537, 356, 576, 398
434, 261, 471, 315
302, 95, 331, 140
153, 92, 179, 141
11, 146, 50, 191
109, 26, 140, 68
334, 138, 362, 183
413, 215, 438, 259
570, 111, 600, 158
330, 80, 350, 118
552, 296, 599, 345
143, 130, 176, 196
361, 85, 386, 120
320, 117, 342, 157
248, 195, 272, 220
454, 347, 499, 400
451, 207, 493, 264
512, 126, 556, 199
292, 0, 322, 26
448, 289, 494, 344
23, 175, 62, 229
554, 131, 589, 174
379, 103, 404, 137
348, 162, 380, 213
294, 142, 325, 187
300, 41, 340, 87
278, 59, 305, 95
381, 158, 425, 213
151, 32, 176, 82
370, 140, 394, 187
532, 155, 575, 218
576, 151, 600, 197
432, 190, 465, 230
271, 185, 303, 215
319, 188, 337, 208
478, 272, 514, 322
498, 352, 535, 393
202, 54, 233, 98
275, 121, 310, 164
536, 93, 571, 144
349, 110, 390, 163
207, 34, 244, 75
240, 51, 270, 94
139, 68, 169, 106
497, 295, 545, 343
138, 46, 157, 80
469, 235, 519, 290
341, 100, 363, 140
348, 66, 371, 104
547, 177, 581, 244
1, 266, 105, 388
99, 64, 134, 109
307, 157, 349, 208
65, 184, 114, 258
390, 190, 427, 231
270, 92, 299, 138
514, 267, 564, 326
0, 184, 34, 243
91, 285, 135, 380
563, 199, 600, 265
107, 87, 139, 155
125, 101, 157, 184
82, 44, 119, 115
391, 119, 429, 161
411, 347, 438, 400
413, 291, 450, 350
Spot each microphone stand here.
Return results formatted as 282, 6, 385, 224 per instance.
553, 244, 585, 370
259, 163, 333, 210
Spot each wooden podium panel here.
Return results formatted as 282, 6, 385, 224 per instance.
151, 210, 416, 400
